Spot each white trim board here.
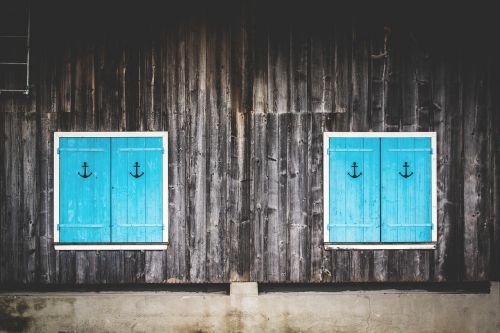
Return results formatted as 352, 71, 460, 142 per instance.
54, 244, 169, 251
54, 131, 167, 137
53, 131, 169, 249
323, 132, 438, 247
324, 243, 437, 250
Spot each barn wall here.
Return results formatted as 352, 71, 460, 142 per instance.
0, 2, 499, 285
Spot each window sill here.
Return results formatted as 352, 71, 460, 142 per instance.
324, 243, 436, 250
54, 243, 168, 251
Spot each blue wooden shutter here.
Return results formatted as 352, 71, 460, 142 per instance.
58, 138, 111, 243
111, 137, 164, 242
328, 137, 380, 242
381, 137, 432, 242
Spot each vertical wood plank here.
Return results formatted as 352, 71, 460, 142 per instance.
20, 110, 37, 284
400, 29, 418, 131
251, 11, 268, 115
94, 31, 124, 131
277, 113, 289, 281
263, 113, 282, 281
142, 24, 163, 131
290, 25, 308, 113
227, 4, 252, 281
123, 251, 145, 283
416, 33, 433, 132
57, 42, 72, 114
98, 251, 124, 283
310, 23, 333, 114
186, 14, 207, 282
0, 111, 4, 283
37, 112, 58, 284
351, 23, 370, 131
165, 21, 189, 282
1, 112, 26, 283
463, 58, 491, 281
124, 32, 140, 131
370, 24, 389, 132
309, 113, 334, 282
206, 19, 229, 282
384, 25, 402, 130
287, 114, 310, 281
492, 59, 500, 281
249, 11, 269, 280
0, 113, 17, 283
268, 21, 290, 114
333, 20, 351, 114
251, 113, 266, 281
433, 52, 464, 281
73, 43, 96, 130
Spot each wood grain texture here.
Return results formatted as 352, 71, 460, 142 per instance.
0, 3, 498, 285
492, 59, 500, 282
186, 14, 207, 282
462, 57, 492, 281
205, 18, 229, 282
165, 21, 188, 283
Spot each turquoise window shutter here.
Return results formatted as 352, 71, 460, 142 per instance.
328, 137, 381, 242
381, 137, 432, 242
111, 137, 164, 242
58, 138, 111, 243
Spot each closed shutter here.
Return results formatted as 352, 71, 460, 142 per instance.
328, 137, 380, 242
111, 137, 164, 242
381, 137, 432, 242
58, 138, 111, 242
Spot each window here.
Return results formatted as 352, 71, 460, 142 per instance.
54, 132, 168, 250
323, 132, 437, 250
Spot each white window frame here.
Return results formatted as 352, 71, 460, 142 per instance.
323, 132, 437, 250
53, 131, 169, 251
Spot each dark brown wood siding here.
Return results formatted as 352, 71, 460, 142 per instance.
1, 2, 499, 285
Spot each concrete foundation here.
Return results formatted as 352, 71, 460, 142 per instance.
1, 282, 499, 333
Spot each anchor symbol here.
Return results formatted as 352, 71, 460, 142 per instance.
399, 161, 413, 179
78, 162, 93, 179
130, 161, 144, 179
347, 162, 362, 178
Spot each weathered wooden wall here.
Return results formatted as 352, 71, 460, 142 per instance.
1, 2, 499, 285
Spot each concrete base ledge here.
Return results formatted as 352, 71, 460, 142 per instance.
1, 282, 499, 332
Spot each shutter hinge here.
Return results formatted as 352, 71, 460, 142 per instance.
57, 148, 60, 154
162, 147, 165, 154
57, 224, 60, 230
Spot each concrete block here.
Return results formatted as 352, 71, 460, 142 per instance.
230, 282, 258, 297
1, 282, 499, 332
